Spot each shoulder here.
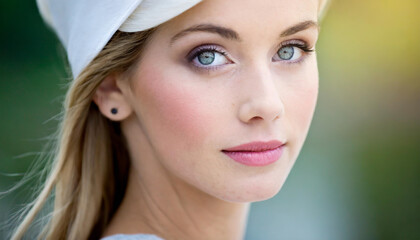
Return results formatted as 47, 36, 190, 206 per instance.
101, 234, 164, 240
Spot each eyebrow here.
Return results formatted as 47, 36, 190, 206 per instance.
170, 20, 319, 45
170, 24, 240, 44
280, 20, 319, 37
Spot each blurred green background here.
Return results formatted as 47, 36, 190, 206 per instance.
1, 0, 419, 239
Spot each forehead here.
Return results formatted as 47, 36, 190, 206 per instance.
159, 0, 319, 37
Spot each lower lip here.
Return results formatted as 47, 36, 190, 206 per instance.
223, 146, 285, 167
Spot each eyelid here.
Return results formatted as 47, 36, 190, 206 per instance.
279, 39, 314, 51
184, 39, 315, 72
186, 44, 230, 62
273, 39, 315, 64
186, 44, 234, 72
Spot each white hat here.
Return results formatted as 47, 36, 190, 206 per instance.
36, 0, 202, 78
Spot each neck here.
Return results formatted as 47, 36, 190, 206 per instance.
104, 168, 250, 240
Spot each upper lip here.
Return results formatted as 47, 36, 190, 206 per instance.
222, 140, 286, 152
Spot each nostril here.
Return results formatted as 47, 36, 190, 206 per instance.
250, 116, 264, 122
238, 99, 284, 124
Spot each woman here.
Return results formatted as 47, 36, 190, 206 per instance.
13, 0, 329, 239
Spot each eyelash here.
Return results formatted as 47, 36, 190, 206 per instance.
276, 40, 314, 64
186, 44, 230, 71
186, 40, 315, 71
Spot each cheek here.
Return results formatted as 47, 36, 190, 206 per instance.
291, 82, 318, 123
283, 66, 319, 143
131, 65, 212, 150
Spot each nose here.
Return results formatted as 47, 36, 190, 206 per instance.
237, 66, 285, 124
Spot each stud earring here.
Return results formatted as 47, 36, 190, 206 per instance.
111, 108, 118, 115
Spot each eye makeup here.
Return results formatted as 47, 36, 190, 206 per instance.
186, 44, 233, 72
184, 38, 316, 72
273, 39, 315, 64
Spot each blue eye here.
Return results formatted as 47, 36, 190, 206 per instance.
278, 46, 295, 60
188, 45, 231, 69
273, 41, 314, 63
197, 51, 216, 65
275, 46, 302, 61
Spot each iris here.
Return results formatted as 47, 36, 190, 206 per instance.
278, 46, 294, 60
198, 51, 215, 65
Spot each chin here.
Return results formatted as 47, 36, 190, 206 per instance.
210, 145, 297, 203
215, 172, 290, 203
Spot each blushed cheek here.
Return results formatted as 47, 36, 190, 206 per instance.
294, 63, 319, 127
132, 68, 211, 149
290, 80, 318, 138
300, 86, 318, 125
282, 68, 318, 146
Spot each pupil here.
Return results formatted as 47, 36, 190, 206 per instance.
278, 46, 294, 60
198, 51, 215, 65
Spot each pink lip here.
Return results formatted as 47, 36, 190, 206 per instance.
222, 140, 286, 166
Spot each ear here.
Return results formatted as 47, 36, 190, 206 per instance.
93, 73, 133, 121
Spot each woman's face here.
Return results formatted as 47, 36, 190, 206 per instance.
119, 0, 320, 202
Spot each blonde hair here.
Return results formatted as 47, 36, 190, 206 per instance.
318, 0, 331, 21
11, 1, 330, 239
11, 29, 156, 240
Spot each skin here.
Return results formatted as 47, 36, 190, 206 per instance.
95, 0, 320, 239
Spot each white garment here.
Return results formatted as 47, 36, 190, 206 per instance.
36, 0, 202, 78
